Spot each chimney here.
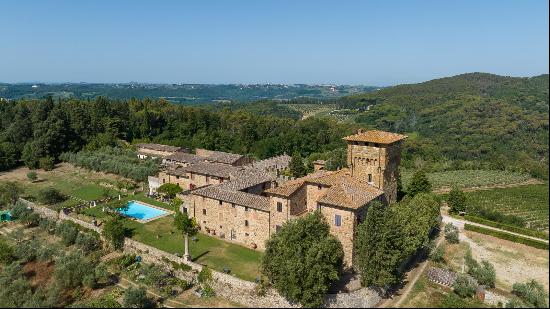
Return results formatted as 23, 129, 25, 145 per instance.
357, 128, 365, 134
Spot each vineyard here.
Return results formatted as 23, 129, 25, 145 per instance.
465, 183, 549, 231
280, 103, 338, 119
401, 169, 533, 191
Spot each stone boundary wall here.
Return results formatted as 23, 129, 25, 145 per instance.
19, 198, 380, 308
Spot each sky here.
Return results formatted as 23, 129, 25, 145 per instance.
0, 0, 548, 85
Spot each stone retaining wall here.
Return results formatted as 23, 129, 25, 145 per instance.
19, 198, 381, 308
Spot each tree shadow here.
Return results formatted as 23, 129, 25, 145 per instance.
191, 250, 210, 262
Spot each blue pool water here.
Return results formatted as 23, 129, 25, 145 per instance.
118, 201, 168, 221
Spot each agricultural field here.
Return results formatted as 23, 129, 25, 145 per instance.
401, 169, 534, 191
464, 183, 549, 231
280, 103, 338, 119
0, 163, 125, 209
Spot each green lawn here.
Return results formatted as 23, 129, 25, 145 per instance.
127, 216, 262, 281
83, 197, 262, 281
465, 183, 549, 231
70, 184, 119, 201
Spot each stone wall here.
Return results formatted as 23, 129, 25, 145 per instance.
318, 203, 357, 267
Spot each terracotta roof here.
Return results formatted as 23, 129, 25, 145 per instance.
164, 152, 205, 165
166, 166, 187, 177
184, 162, 243, 178
264, 170, 331, 197
343, 130, 407, 144
312, 171, 384, 209
136, 143, 182, 153
195, 149, 244, 165
266, 169, 383, 210
193, 185, 270, 211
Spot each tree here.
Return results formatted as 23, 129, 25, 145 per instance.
465, 249, 496, 287
0, 182, 21, 207
0, 240, 15, 264
173, 211, 198, 261
453, 273, 477, 298
354, 201, 397, 287
407, 170, 432, 197
55, 220, 80, 246
289, 151, 306, 178
39, 156, 55, 171
444, 223, 459, 244
448, 186, 467, 214
54, 252, 95, 288
123, 287, 154, 308
37, 187, 66, 205
157, 183, 182, 199
102, 216, 126, 250
262, 211, 343, 308
508, 280, 548, 308
27, 171, 38, 183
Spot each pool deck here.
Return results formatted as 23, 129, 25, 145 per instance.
125, 200, 174, 223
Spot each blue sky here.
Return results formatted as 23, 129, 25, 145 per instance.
0, 0, 548, 85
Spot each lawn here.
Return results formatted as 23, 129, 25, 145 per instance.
82, 196, 263, 282
401, 169, 533, 191
127, 216, 263, 282
465, 183, 549, 231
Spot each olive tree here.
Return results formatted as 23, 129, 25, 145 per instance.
173, 210, 198, 261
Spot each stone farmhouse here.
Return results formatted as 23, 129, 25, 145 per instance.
145, 129, 406, 267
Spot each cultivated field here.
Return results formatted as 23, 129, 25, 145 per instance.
465, 184, 549, 231
401, 169, 535, 191
281, 103, 338, 119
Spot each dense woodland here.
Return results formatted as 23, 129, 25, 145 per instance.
0, 73, 548, 179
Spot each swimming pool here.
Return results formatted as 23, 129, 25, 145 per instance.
117, 200, 169, 221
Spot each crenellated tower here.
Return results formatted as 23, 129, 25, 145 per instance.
343, 129, 407, 204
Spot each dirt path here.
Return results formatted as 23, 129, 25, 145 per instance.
433, 178, 544, 194
377, 232, 445, 308
442, 214, 549, 244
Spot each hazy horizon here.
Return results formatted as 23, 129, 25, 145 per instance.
1, 0, 548, 85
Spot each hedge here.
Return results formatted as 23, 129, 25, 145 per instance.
463, 215, 549, 240
464, 224, 549, 250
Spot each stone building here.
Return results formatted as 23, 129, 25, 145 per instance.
136, 143, 185, 159
157, 129, 406, 267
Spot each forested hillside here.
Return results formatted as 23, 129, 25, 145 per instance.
343, 73, 549, 177
0, 97, 351, 171
0, 73, 548, 179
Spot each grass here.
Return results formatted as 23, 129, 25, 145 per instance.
464, 224, 549, 250
464, 183, 549, 231
127, 216, 262, 282
401, 169, 533, 190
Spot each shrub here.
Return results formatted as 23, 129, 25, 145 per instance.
13, 239, 39, 263
27, 171, 38, 182
453, 273, 477, 298
55, 220, 80, 246
448, 186, 466, 214
0, 239, 15, 264
465, 249, 496, 287
429, 244, 446, 263
10, 201, 33, 220
444, 223, 459, 244
75, 232, 102, 254
123, 287, 154, 308
509, 280, 548, 308
37, 187, 66, 205
37, 246, 59, 262
198, 266, 213, 284
39, 156, 55, 171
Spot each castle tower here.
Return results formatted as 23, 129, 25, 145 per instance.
343, 129, 407, 204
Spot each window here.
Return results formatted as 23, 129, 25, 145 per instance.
245, 207, 249, 212
335, 215, 342, 227
190, 173, 195, 180
202, 209, 207, 215
276, 225, 281, 233
318, 185, 322, 190
245, 220, 249, 227
206, 175, 210, 184
368, 174, 372, 183
276, 202, 282, 212
219, 200, 223, 206
182, 207, 187, 213
162, 179, 165, 184
231, 203, 235, 208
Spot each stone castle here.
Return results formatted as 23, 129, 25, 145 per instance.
142, 129, 406, 266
